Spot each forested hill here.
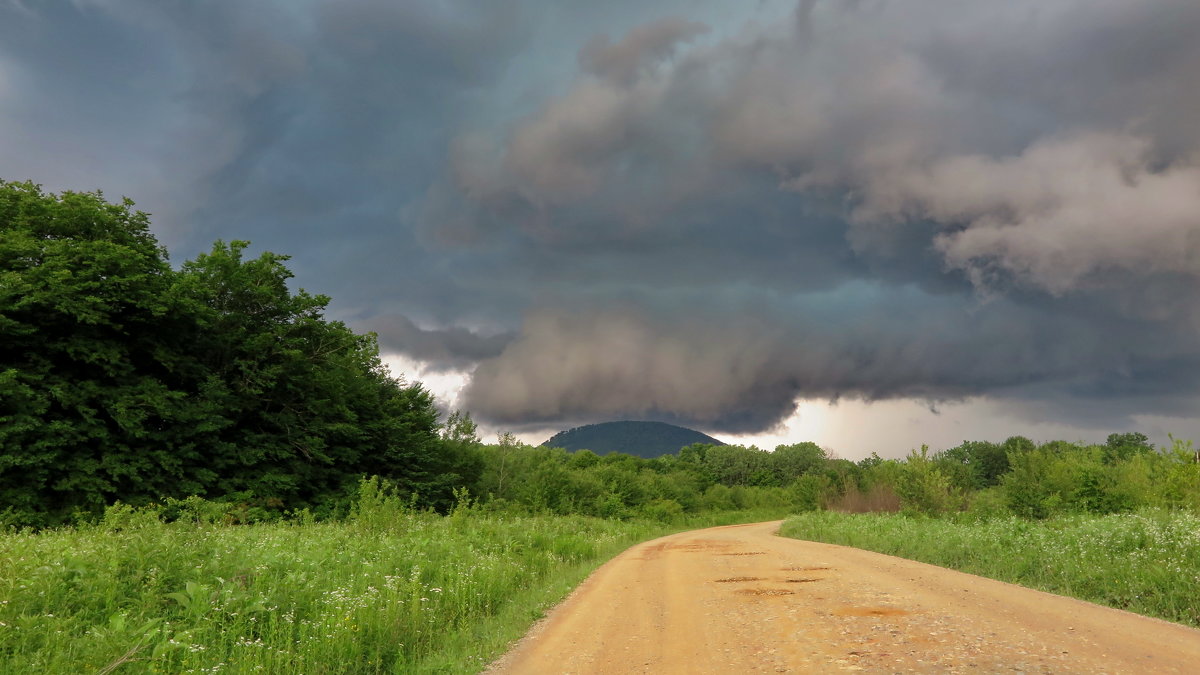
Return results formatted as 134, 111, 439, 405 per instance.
542, 421, 726, 458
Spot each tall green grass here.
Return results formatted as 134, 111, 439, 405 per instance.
0, 483, 784, 674
780, 509, 1200, 627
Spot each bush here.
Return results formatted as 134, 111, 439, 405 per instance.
788, 474, 830, 512
962, 487, 1009, 522
895, 446, 963, 516
640, 498, 684, 523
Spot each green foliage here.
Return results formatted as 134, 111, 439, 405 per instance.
996, 439, 1188, 519
174, 239, 446, 510
1002, 435, 1036, 455
771, 442, 828, 484
1104, 432, 1154, 464
1000, 447, 1056, 519
1156, 437, 1200, 511
0, 484, 790, 674
962, 487, 1009, 522
463, 437, 847, 519
701, 444, 769, 485
423, 411, 485, 512
0, 182, 447, 524
895, 446, 962, 515
458, 428, 1199, 523
933, 440, 1010, 490
0, 494, 677, 673
1, 181, 179, 523
781, 509, 1200, 628
640, 498, 684, 523
788, 474, 830, 512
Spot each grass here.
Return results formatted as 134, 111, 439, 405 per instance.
780, 509, 1200, 628
0, 486, 785, 674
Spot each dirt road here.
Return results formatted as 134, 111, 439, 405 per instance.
487, 521, 1200, 674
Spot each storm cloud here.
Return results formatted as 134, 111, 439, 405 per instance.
438, 0, 1200, 431
365, 314, 512, 370
3, 0, 1200, 439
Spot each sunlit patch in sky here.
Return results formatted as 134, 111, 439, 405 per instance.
380, 353, 470, 412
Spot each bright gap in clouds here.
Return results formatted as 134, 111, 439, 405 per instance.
720, 399, 1102, 461
728, 399, 1200, 462
376, 353, 1190, 456
381, 353, 560, 445
380, 353, 469, 410
380, 354, 1200, 460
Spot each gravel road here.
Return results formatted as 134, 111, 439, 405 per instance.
487, 520, 1200, 674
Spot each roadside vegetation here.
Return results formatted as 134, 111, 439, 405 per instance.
779, 434, 1200, 629
0, 480, 788, 674
781, 509, 1200, 628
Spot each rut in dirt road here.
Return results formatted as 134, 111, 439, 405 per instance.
487, 521, 1200, 674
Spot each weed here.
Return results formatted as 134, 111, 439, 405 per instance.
0, 493, 783, 673
781, 509, 1200, 627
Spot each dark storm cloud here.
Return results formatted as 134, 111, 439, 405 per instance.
460, 286, 1200, 433
364, 314, 513, 370
3, 0, 1200, 435
435, 0, 1200, 431
0, 0, 528, 321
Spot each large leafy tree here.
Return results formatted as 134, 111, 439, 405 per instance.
171, 240, 445, 507
0, 181, 444, 524
1, 182, 184, 521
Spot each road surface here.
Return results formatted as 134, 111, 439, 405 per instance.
487, 520, 1200, 673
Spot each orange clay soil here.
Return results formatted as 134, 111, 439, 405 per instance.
486, 520, 1200, 674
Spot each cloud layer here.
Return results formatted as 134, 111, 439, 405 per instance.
3, 0, 1199, 437
438, 0, 1200, 431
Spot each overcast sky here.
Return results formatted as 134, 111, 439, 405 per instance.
4, 0, 1200, 458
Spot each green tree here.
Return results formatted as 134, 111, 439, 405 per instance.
1002, 435, 1035, 455
936, 441, 1009, 491
172, 240, 446, 508
0, 183, 447, 524
770, 442, 827, 484
1104, 432, 1153, 464
1, 182, 184, 523
700, 445, 772, 486
895, 446, 962, 516
425, 410, 485, 511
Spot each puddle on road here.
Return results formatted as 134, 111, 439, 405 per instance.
714, 576, 764, 583
634, 542, 668, 561
835, 606, 910, 617
735, 588, 795, 596
719, 551, 766, 556
784, 578, 821, 583
669, 540, 732, 553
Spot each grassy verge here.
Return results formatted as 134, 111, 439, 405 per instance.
0, 495, 784, 674
779, 509, 1200, 627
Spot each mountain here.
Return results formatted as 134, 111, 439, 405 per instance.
542, 421, 726, 458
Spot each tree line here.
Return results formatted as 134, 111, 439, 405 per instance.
438, 430, 1200, 522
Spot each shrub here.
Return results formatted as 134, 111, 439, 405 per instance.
895, 446, 962, 515
640, 499, 684, 523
